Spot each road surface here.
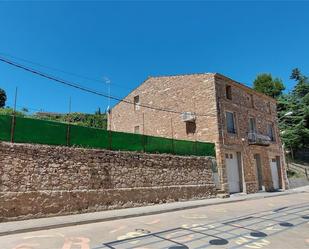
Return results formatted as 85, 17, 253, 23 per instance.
1, 191, 308, 249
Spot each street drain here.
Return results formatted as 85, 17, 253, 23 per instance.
250, 231, 267, 238
279, 222, 294, 227
209, 238, 229, 245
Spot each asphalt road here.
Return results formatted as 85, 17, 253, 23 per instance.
1, 192, 309, 249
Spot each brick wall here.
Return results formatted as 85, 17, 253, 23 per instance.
0, 142, 217, 221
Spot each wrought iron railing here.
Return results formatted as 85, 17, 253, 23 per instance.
248, 132, 271, 146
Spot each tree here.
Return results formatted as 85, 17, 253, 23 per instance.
290, 68, 309, 98
0, 88, 7, 108
278, 69, 309, 155
253, 73, 285, 98
95, 107, 101, 115
21, 107, 29, 113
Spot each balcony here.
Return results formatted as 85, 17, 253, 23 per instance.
248, 132, 271, 146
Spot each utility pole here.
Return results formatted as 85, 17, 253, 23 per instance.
10, 87, 18, 143
171, 117, 174, 154
66, 97, 71, 146
142, 112, 145, 152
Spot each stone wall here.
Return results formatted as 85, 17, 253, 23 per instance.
214, 74, 288, 192
109, 74, 220, 143
108, 73, 288, 193
0, 142, 217, 221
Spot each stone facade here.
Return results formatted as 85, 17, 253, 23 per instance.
109, 73, 288, 194
0, 142, 216, 221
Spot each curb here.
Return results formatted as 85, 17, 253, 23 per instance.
0, 190, 305, 237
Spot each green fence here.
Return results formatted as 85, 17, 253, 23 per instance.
0, 114, 215, 157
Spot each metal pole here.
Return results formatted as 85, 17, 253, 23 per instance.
171, 117, 174, 154
194, 102, 197, 155
10, 87, 18, 143
68, 97, 72, 114
142, 112, 145, 152
109, 109, 112, 150
13, 87, 17, 112
66, 97, 71, 146
108, 82, 111, 112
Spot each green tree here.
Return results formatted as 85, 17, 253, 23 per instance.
253, 73, 285, 98
21, 107, 29, 113
0, 107, 25, 117
278, 69, 309, 155
95, 107, 101, 115
0, 88, 7, 108
290, 68, 309, 98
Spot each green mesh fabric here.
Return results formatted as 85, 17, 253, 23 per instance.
111, 130, 144, 152
70, 125, 109, 149
14, 116, 67, 146
0, 115, 215, 157
0, 115, 12, 141
174, 139, 196, 156
196, 141, 216, 157
144, 135, 174, 154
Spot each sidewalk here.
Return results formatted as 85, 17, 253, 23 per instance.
1, 186, 308, 236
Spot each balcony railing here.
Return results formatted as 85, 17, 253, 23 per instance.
248, 132, 271, 146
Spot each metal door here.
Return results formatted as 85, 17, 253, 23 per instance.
270, 159, 279, 190
226, 152, 240, 193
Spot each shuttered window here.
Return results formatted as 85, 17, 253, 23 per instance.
226, 112, 236, 134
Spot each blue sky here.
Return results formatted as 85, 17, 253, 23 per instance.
0, 1, 308, 114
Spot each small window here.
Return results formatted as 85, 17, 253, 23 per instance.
230, 154, 233, 159
267, 102, 271, 114
249, 94, 254, 108
226, 85, 232, 100
267, 123, 275, 141
134, 95, 140, 111
249, 117, 256, 133
134, 125, 140, 134
225, 154, 229, 159
226, 111, 236, 134
186, 122, 196, 134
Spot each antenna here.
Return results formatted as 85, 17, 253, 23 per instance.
104, 76, 111, 113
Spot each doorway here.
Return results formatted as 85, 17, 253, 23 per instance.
270, 158, 279, 190
254, 154, 264, 191
226, 151, 240, 193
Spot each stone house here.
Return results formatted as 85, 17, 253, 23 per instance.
108, 73, 288, 194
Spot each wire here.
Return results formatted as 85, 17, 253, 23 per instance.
0, 56, 209, 117
0, 52, 132, 91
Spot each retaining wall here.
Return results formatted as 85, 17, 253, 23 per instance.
0, 142, 217, 221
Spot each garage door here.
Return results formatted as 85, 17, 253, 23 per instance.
270, 158, 279, 190
226, 152, 240, 193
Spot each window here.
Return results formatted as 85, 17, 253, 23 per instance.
267, 102, 271, 114
267, 123, 275, 141
134, 95, 140, 111
186, 122, 196, 134
249, 117, 256, 133
134, 125, 140, 134
226, 111, 236, 134
226, 85, 232, 100
249, 94, 254, 108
